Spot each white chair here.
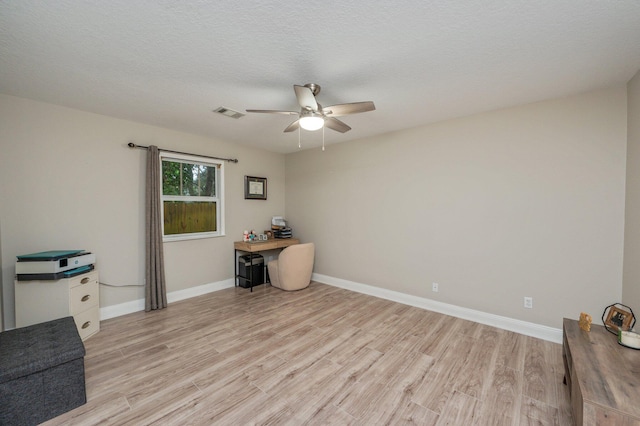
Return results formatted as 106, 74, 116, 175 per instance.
267, 243, 315, 291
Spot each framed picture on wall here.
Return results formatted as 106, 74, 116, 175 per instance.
244, 176, 267, 200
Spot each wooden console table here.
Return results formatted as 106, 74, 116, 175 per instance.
562, 318, 640, 425
234, 238, 299, 291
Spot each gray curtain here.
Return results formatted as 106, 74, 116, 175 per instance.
145, 145, 167, 311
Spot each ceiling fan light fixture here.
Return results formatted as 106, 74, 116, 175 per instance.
246, 83, 375, 135
299, 114, 324, 131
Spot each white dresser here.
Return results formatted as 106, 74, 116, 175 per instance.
15, 269, 100, 340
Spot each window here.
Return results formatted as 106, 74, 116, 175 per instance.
160, 153, 224, 241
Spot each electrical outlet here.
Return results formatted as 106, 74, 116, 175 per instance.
432, 282, 439, 292
524, 297, 533, 309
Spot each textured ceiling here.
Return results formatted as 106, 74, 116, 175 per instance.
1, 1, 640, 153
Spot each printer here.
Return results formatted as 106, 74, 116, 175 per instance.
16, 250, 95, 281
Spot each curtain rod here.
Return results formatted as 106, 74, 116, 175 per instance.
127, 142, 239, 163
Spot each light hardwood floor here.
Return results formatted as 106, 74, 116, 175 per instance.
43, 283, 573, 425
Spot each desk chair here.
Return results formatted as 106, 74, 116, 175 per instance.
267, 243, 315, 291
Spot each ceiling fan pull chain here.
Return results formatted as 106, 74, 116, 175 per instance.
298, 127, 302, 149
322, 126, 325, 151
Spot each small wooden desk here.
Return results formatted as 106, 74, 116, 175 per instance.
234, 238, 299, 291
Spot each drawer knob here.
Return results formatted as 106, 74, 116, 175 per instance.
82, 321, 91, 329
81, 295, 90, 302
81, 277, 90, 284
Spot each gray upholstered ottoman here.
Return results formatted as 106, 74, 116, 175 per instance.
0, 316, 86, 425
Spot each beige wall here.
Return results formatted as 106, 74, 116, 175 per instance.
0, 94, 285, 329
623, 70, 640, 313
286, 87, 628, 329
1, 84, 633, 332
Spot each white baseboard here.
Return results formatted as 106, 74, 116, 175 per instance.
312, 273, 562, 344
99, 274, 562, 344
100, 298, 145, 321
167, 278, 235, 303
100, 278, 235, 321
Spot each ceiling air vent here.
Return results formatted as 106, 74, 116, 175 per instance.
213, 107, 245, 119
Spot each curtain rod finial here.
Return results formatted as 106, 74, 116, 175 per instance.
128, 142, 136, 148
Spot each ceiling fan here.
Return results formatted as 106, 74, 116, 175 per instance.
246, 83, 375, 133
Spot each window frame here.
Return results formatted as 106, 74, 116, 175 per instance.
160, 152, 225, 242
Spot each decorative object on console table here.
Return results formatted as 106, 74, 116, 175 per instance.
15, 269, 100, 340
618, 330, 640, 349
578, 312, 592, 331
601, 302, 635, 335
244, 175, 267, 200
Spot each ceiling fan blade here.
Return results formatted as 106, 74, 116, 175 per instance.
294, 85, 318, 111
246, 109, 298, 115
325, 117, 351, 133
323, 101, 375, 117
284, 119, 300, 133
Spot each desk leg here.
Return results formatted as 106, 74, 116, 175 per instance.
249, 255, 253, 292
265, 262, 270, 285
234, 249, 238, 287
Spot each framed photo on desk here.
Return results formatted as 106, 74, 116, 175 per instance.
244, 176, 267, 200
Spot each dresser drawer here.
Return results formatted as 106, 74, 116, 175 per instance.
70, 280, 99, 314
69, 270, 99, 288
73, 308, 100, 340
